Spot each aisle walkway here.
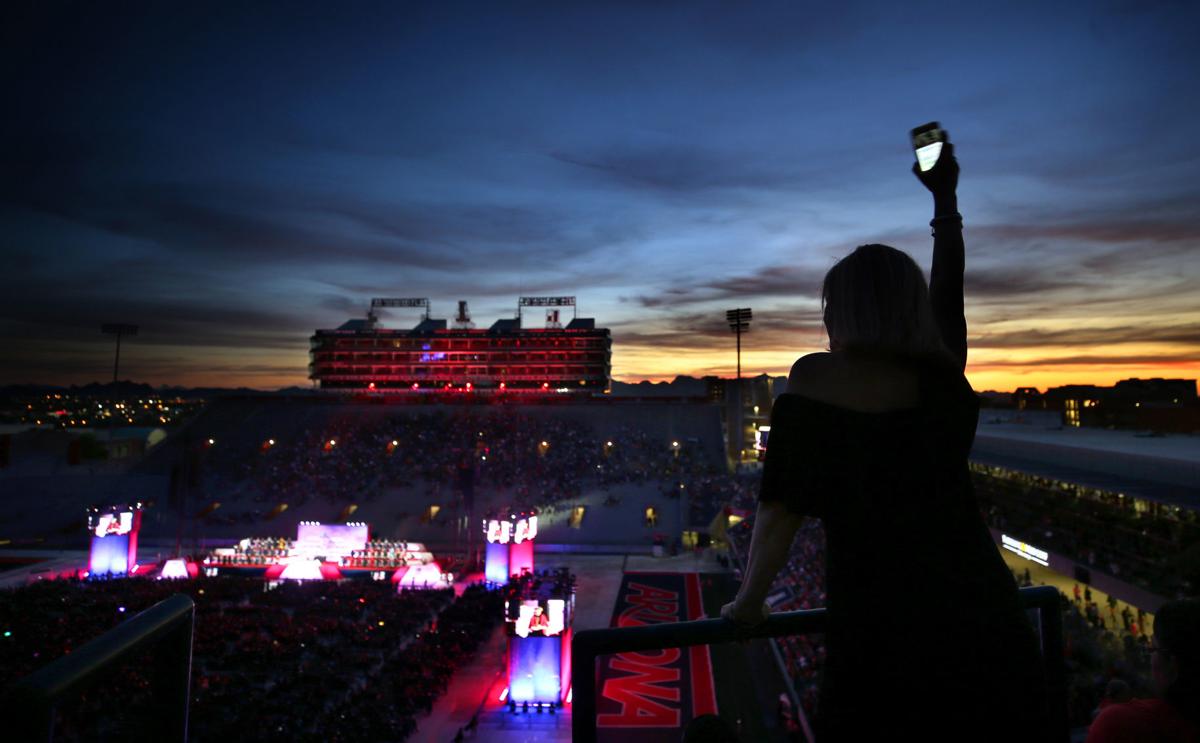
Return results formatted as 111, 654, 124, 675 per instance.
999, 550, 1156, 636
410, 624, 508, 743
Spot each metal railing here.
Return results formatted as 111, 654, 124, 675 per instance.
572, 585, 1068, 743
4, 593, 195, 743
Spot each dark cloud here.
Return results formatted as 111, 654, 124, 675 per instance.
549, 146, 821, 194
963, 269, 1095, 300
611, 307, 823, 355
971, 323, 1200, 349
973, 353, 1198, 368
973, 218, 1200, 247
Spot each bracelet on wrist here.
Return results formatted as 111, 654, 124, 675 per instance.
930, 212, 963, 236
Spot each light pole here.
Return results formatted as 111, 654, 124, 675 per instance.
725, 308, 751, 380
100, 324, 138, 455
101, 323, 139, 385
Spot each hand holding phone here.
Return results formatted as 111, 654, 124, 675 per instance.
910, 122, 958, 199
911, 122, 948, 172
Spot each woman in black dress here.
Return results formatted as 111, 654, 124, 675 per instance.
720, 142, 1050, 740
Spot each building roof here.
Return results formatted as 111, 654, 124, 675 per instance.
412, 318, 448, 333
488, 318, 520, 333
975, 420, 1200, 465
971, 419, 1200, 509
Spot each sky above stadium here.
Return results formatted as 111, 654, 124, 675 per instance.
2, 0, 1198, 392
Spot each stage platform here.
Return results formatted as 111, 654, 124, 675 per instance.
408, 551, 794, 743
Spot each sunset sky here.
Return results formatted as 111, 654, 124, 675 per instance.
3, 1, 1198, 392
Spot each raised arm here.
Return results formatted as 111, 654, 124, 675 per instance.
914, 141, 966, 370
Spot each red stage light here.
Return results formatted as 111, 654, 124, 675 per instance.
499, 382, 506, 390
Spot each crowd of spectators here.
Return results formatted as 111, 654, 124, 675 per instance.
1007, 571, 1157, 729
972, 463, 1199, 598
193, 408, 732, 527
1, 576, 501, 742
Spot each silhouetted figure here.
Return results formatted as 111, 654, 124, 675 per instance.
721, 141, 1050, 739
1086, 598, 1200, 743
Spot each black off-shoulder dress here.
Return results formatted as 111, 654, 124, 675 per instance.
759, 222, 1051, 738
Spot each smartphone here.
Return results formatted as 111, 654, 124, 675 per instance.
910, 122, 948, 172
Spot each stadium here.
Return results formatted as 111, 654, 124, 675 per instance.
1, 296, 1196, 742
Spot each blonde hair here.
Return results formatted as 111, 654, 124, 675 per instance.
821, 244, 954, 364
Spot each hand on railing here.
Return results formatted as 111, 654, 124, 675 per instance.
719, 599, 769, 630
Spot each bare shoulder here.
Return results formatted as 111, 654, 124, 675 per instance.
787, 351, 920, 412
786, 353, 834, 395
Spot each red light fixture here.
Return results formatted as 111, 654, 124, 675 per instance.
542, 382, 549, 389
411, 383, 419, 390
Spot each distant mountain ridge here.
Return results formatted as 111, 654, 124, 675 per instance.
3, 378, 1019, 400
0, 380, 278, 399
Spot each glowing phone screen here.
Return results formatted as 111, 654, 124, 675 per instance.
916, 142, 943, 172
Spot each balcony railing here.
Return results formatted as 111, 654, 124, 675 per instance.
571, 584, 1067, 743
4, 594, 195, 743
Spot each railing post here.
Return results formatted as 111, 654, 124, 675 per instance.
152, 601, 195, 742
571, 632, 598, 743
3, 594, 195, 743
570, 588, 1068, 742
1028, 585, 1070, 743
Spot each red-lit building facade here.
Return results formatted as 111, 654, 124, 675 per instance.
309, 298, 612, 394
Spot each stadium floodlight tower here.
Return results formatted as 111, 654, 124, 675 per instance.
101, 323, 138, 384
518, 296, 576, 329
726, 308, 751, 380
484, 508, 539, 584
369, 297, 430, 326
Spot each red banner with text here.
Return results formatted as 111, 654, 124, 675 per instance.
596, 572, 717, 741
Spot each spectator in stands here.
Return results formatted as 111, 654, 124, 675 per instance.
1086, 598, 1200, 742
720, 140, 1051, 739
